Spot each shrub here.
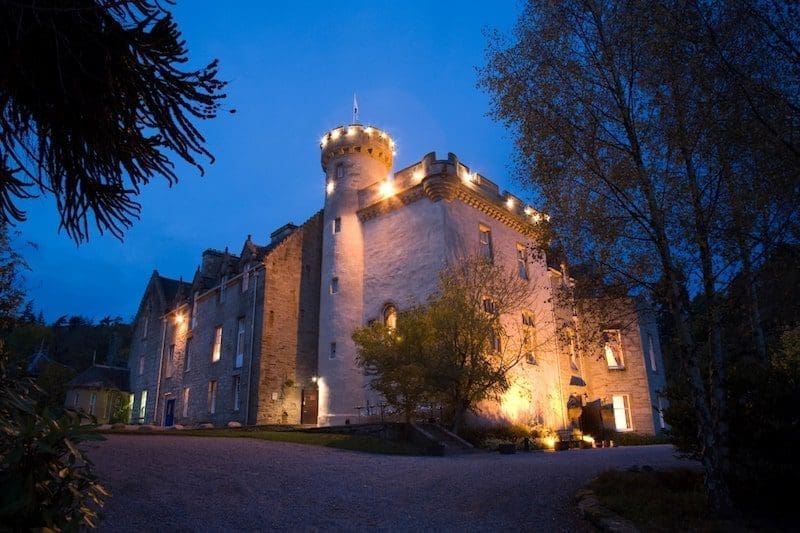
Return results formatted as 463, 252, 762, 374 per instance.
0, 347, 107, 529
604, 431, 670, 447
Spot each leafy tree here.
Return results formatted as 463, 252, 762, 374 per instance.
352, 306, 432, 426
353, 254, 533, 434
0, 223, 26, 331
481, 0, 799, 516
0, 0, 227, 241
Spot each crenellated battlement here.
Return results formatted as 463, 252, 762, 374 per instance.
320, 124, 394, 172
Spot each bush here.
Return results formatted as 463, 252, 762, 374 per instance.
460, 422, 553, 449
604, 431, 670, 447
0, 347, 107, 529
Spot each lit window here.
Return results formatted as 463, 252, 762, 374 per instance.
517, 244, 528, 280
383, 304, 397, 330
603, 329, 624, 369
333, 217, 341, 234
138, 354, 145, 376
139, 389, 148, 422
330, 277, 339, 294
612, 394, 632, 431
166, 344, 175, 378
185, 338, 192, 371
479, 225, 493, 261
233, 376, 241, 411
208, 380, 217, 414
330, 342, 337, 359
212, 326, 222, 362
182, 387, 190, 417
89, 392, 97, 416
648, 334, 657, 372
235, 317, 245, 368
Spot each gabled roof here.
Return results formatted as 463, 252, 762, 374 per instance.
67, 364, 130, 391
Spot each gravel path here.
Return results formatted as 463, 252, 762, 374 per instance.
88, 435, 692, 532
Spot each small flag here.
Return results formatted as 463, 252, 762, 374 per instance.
353, 93, 359, 123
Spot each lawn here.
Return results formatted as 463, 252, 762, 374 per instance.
99, 427, 427, 455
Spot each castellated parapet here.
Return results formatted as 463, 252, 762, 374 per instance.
320, 125, 394, 173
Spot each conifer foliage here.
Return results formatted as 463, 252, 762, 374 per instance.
0, 0, 227, 241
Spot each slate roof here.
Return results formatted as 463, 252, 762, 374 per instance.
68, 365, 130, 391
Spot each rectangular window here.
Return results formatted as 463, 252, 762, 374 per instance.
479, 225, 493, 261
208, 381, 217, 414
191, 296, 198, 329
657, 396, 666, 429
73, 391, 80, 408
182, 387, 190, 418
482, 297, 497, 315
89, 392, 97, 416
336, 163, 344, 179
603, 329, 625, 369
330, 342, 337, 359
333, 217, 341, 233
139, 389, 148, 422
233, 376, 241, 411
138, 354, 145, 376
612, 394, 632, 431
648, 334, 657, 372
490, 330, 501, 353
212, 326, 222, 362
235, 317, 245, 368
568, 331, 579, 371
185, 337, 192, 372
517, 244, 528, 280
330, 277, 339, 294
522, 312, 536, 364
219, 276, 227, 303
166, 344, 175, 378
241, 269, 250, 293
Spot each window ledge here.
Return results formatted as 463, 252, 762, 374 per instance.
607, 366, 626, 371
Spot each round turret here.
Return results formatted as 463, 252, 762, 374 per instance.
320, 125, 394, 173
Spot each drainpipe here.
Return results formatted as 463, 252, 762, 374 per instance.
245, 268, 261, 425
153, 316, 168, 425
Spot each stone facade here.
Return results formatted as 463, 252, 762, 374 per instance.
128, 121, 666, 436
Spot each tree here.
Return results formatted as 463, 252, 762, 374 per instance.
0, 0, 227, 241
353, 254, 533, 434
352, 306, 433, 426
481, 0, 799, 516
0, 223, 25, 330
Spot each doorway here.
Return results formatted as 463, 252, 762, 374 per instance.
164, 397, 175, 427
301, 388, 318, 424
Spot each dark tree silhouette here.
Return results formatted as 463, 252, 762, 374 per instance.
0, 0, 227, 241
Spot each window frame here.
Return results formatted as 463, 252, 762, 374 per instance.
182, 387, 190, 418
603, 329, 625, 369
333, 217, 341, 234
479, 224, 493, 261
612, 394, 633, 431
212, 325, 223, 363
330, 277, 339, 294
208, 380, 217, 414
235, 317, 245, 368
516, 244, 528, 280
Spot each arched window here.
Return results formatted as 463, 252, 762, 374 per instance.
383, 304, 397, 330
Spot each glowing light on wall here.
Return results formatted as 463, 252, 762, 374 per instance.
326, 181, 335, 195
499, 382, 530, 422
317, 377, 328, 423
379, 178, 394, 198
524, 206, 533, 216
346, 127, 356, 136
412, 169, 424, 182
506, 197, 515, 209
331, 129, 341, 140
320, 135, 328, 147
174, 313, 185, 325
532, 213, 542, 222
364, 127, 373, 135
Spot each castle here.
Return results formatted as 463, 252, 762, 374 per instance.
128, 123, 667, 435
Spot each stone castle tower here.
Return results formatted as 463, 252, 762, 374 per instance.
318, 124, 394, 425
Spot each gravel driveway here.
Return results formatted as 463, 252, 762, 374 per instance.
88, 435, 692, 532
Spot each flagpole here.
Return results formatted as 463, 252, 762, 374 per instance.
353, 93, 359, 124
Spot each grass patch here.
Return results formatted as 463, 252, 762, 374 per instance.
588, 468, 741, 532
104, 428, 427, 455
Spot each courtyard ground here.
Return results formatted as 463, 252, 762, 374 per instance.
89, 435, 693, 532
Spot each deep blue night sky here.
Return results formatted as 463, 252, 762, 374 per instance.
13, 0, 528, 323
